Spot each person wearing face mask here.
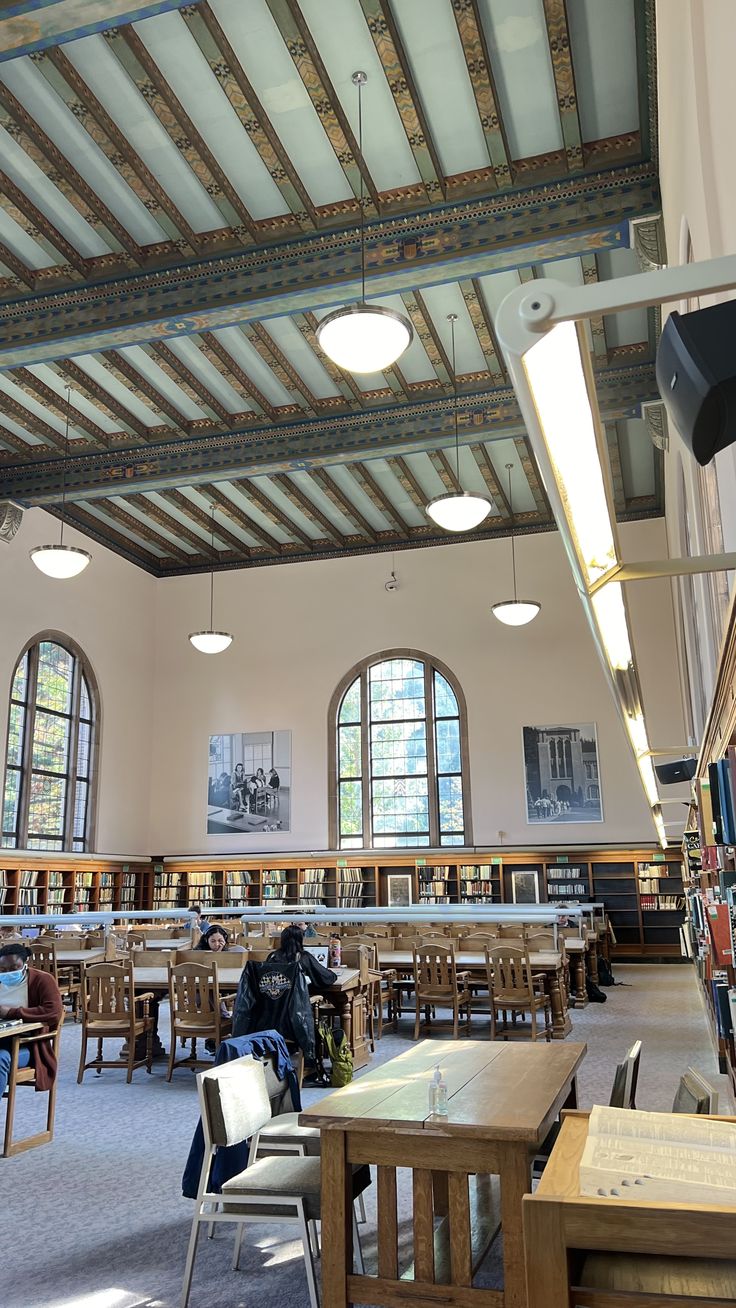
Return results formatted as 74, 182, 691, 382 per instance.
0, 943, 63, 1101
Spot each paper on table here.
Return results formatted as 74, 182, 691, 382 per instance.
580, 1105, 736, 1206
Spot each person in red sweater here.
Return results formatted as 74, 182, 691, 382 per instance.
0, 943, 63, 1099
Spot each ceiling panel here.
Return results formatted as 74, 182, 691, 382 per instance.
567, 0, 639, 143
479, 0, 563, 160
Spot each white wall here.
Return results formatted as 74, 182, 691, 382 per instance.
148, 517, 685, 855
0, 507, 155, 855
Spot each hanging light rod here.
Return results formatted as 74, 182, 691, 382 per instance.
30, 386, 91, 579
188, 504, 233, 654
426, 313, 492, 532
316, 72, 412, 375
491, 463, 540, 625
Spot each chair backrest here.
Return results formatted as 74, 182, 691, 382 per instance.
55, 935, 86, 950
486, 944, 534, 999
168, 961, 221, 1028
85, 932, 106, 948
127, 932, 147, 949
673, 1067, 717, 1115
83, 960, 134, 1020
199, 1055, 272, 1149
132, 950, 170, 967
419, 931, 449, 946
30, 939, 56, 976
459, 931, 498, 952
175, 949, 247, 969
361, 924, 392, 938
341, 936, 379, 967
341, 944, 370, 984
524, 929, 556, 953
412, 943, 457, 991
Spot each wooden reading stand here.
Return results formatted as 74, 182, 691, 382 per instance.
524, 1110, 736, 1308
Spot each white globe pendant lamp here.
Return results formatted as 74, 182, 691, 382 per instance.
188, 505, 233, 655
491, 462, 541, 626
316, 72, 412, 375
30, 386, 91, 579
426, 314, 492, 533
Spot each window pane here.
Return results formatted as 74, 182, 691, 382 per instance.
72, 839, 85, 852
434, 671, 459, 718
339, 836, 363, 850
369, 659, 425, 721
77, 719, 91, 780
11, 653, 28, 704
80, 676, 92, 722
31, 710, 70, 774
36, 642, 74, 714
374, 834, 430, 848
28, 773, 66, 838
73, 780, 89, 841
372, 776, 428, 835
2, 768, 20, 836
339, 780, 362, 837
339, 678, 360, 724
370, 721, 427, 777
338, 724, 361, 779
1, 834, 16, 849
27, 836, 63, 850
438, 774, 464, 833
436, 718, 461, 774
440, 833, 464, 846
6, 702, 25, 767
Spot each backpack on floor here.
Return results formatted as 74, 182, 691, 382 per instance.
320, 1022, 354, 1087
586, 976, 607, 1003
597, 956, 615, 987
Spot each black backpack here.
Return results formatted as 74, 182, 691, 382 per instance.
597, 956, 615, 986
586, 976, 607, 1003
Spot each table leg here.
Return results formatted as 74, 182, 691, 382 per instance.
546, 967, 572, 1039
321, 1127, 353, 1308
573, 955, 587, 1007
498, 1141, 532, 1308
588, 939, 599, 985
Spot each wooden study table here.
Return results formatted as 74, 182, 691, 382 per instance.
302, 1039, 586, 1308
377, 950, 573, 1038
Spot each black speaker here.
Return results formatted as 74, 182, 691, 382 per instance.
654, 757, 697, 785
655, 300, 736, 465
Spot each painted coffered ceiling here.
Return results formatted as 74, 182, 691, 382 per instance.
0, 0, 664, 575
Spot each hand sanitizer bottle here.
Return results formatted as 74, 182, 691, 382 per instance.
428, 1065, 440, 1115
435, 1067, 448, 1117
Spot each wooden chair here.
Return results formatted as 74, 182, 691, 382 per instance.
167, 960, 232, 1080
182, 1056, 370, 1308
30, 938, 81, 1021
485, 944, 552, 1042
672, 1066, 716, 1114
2, 1021, 62, 1157
411, 943, 471, 1039
343, 936, 397, 1037
77, 960, 154, 1083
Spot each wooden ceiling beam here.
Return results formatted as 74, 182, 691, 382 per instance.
158, 488, 252, 559
61, 504, 161, 570
184, 4, 318, 232
388, 455, 428, 515
400, 291, 452, 387
580, 254, 608, 365
41, 47, 201, 254
203, 484, 281, 555
0, 422, 35, 454
471, 443, 510, 519
233, 477, 314, 549
9, 368, 113, 447
197, 332, 277, 421
605, 421, 627, 515
105, 25, 259, 240
358, 0, 444, 204
513, 436, 552, 520
0, 168, 86, 276
310, 467, 377, 541
295, 313, 363, 409
150, 343, 236, 426
124, 492, 219, 558
244, 323, 319, 416
270, 473, 346, 546
97, 497, 192, 561
452, 0, 512, 188
265, 0, 380, 212
541, 0, 584, 172
347, 463, 409, 538
0, 241, 35, 290
0, 84, 143, 264
460, 279, 507, 386
101, 350, 189, 431
429, 449, 461, 495
0, 391, 69, 453
54, 360, 149, 444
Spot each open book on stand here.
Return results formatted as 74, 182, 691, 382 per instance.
580, 1104, 736, 1206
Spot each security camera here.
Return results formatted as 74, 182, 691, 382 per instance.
384, 571, 398, 592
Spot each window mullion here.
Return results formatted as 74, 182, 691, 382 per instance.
425, 663, 439, 847
64, 659, 82, 850
18, 645, 39, 850
360, 671, 371, 847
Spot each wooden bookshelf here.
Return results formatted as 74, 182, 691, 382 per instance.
0, 854, 151, 914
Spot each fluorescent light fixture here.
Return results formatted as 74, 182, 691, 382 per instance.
653, 810, 668, 849
426, 491, 492, 532
522, 321, 616, 584
638, 754, 660, 808
188, 630, 233, 655
626, 712, 649, 758
30, 544, 91, 579
317, 304, 412, 374
491, 600, 541, 626
591, 582, 633, 670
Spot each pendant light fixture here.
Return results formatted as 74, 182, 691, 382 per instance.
491, 463, 541, 626
316, 72, 412, 374
30, 387, 91, 579
188, 504, 233, 654
426, 314, 492, 532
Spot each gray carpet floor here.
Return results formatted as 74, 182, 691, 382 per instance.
3, 964, 728, 1308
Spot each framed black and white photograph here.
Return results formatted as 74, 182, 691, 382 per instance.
523, 723, 603, 823
386, 873, 413, 908
207, 731, 291, 835
511, 869, 540, 904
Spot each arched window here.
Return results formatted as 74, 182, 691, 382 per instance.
330, 651, 471, 849
2, 635, 99, 852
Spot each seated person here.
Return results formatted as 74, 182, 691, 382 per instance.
0, 943, 63, 1101
268, 924, 337, 991
190, 904, 211, 934
267, 767, 280, 791
195, 925, 245, 954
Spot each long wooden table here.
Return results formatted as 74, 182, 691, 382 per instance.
378, 951, 573, 1039
302, 1039, 586, 1308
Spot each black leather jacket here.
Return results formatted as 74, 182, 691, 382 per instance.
233, 959, 317, 1058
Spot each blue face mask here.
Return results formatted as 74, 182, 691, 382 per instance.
0, 968, 25, 987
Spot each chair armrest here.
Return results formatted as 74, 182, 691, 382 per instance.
381, 968, 398, 982
134, 991, 155, 1005
456, 971, 471, 982
15, 1028, 56, 1047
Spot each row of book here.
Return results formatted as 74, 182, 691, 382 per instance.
547, 882, 588, 897
299, 869, 326, 902
640, 894, 685, 910
695, 753, 736, 847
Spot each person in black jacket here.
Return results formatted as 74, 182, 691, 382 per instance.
268, 924, 337, 990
